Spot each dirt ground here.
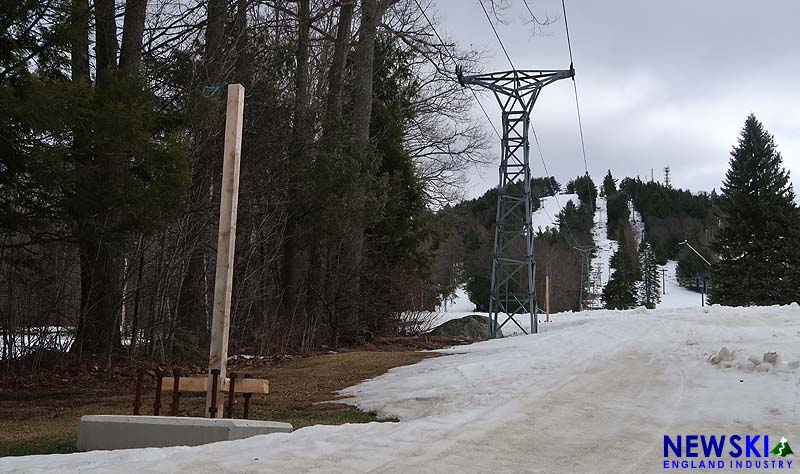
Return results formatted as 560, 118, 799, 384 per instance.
0, 342, 449, 457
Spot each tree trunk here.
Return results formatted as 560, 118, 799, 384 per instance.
70, 0, 89, 82
119, 0, 147, 74
321, 0, 355, 147
68, 0, 125, 357
281, 0, 312, 322
93, 0, 118, 84
351, 0, 381, 154
176, 0, 229, 344
340, 0, 385, 327
72, 0, 150, 357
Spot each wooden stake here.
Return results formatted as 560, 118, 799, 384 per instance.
170, 368, 181, 416
133, 368, 144, 415
545, 271, 551, 323
206, 84, 245, 416
153, 372, 164, 416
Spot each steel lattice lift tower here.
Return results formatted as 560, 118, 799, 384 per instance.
458, 67, 574, 337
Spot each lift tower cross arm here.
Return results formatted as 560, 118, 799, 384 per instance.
458, 66, 574, 338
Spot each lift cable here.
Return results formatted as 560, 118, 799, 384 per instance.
478, 0, 516, 71
561, 0, 594, 216
531, 125, 582, 249
411, 0, 501, 139
475, 0, 585, 248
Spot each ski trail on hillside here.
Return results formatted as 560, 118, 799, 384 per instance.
591, 197, 617, 291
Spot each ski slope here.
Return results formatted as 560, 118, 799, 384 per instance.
435, 194, 702, 328
658, 260, 705, 309
591, 196, 617, 290
596, 196, 701, 310
6, 305, 800, 473
531, 193, 578, 232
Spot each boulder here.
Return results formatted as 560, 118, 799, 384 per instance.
429, 315, 503, 340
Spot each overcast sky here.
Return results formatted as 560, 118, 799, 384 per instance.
433, 0, 800, 198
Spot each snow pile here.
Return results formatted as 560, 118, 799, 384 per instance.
5, 305, 800, 473
708, 346, 799, 374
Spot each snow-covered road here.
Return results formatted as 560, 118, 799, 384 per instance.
4, 306, 800, 473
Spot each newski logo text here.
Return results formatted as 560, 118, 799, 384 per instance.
664, 435, 794, 470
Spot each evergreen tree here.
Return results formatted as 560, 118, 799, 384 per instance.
602, 170, 617, 198
638, 240, 661, 309
566, 175, 597, 210
602, 230, 638, 309
710, 115, 800, 306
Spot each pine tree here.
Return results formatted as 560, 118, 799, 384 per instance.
602, 230, 638, 309
638, 240, 661, 309
710, 114, 800, 306
602, 170, 617, 198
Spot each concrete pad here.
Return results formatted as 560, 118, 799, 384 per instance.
77, 415, 293, 451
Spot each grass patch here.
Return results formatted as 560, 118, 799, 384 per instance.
258, 406, 398, 429
2, 437, 76, 458
0, 350, 433, 457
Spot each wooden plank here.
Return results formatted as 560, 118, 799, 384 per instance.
206, 83, 245, 416
226, 378, 269, 394
162, 377, 269, 394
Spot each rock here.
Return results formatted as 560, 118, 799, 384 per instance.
429, 315, 503, 340
763, 352, 779, 365
748, 354, 762, 367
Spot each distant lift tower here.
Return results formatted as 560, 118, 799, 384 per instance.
458, 67, 574, 337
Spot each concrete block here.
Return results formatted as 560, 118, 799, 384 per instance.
77, 415, 293, 451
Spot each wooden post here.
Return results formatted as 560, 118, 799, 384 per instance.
170, 368, 181, 416
153, 372, 164, 416
206, 84, 245, 416
226, 372, 237, 418
242, 373, 252, 420
545, 271, 551, 323
133, 368, 144, 415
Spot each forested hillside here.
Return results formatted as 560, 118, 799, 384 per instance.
620, 178, 718, 288
431, 175, 596, 314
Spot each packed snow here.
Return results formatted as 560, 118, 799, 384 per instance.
5, 304, 800, 473
658, 260, 705, 309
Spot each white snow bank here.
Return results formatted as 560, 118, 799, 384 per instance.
4, 305, 800, 473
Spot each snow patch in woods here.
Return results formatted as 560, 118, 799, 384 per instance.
531, 193, 578, 232
5, 305, 800, 473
